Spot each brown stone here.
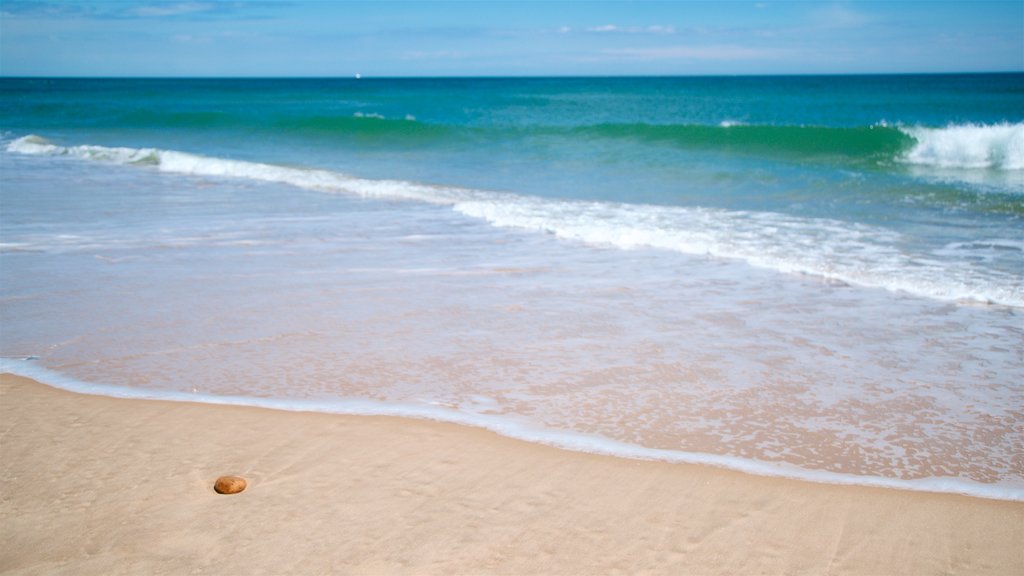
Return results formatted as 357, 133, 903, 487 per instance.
214, 475, 247, 494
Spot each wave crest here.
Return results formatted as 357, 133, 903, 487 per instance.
900, 122, 1024, 171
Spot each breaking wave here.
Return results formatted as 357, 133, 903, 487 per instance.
6, 134, 1022, 307
899, 122, 1024, 171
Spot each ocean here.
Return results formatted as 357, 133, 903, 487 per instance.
1, 75, 1022, 500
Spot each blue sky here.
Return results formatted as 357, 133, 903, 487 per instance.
1, 1, 1021, 76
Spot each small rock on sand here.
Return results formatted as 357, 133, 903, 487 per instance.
214, 475, 247, 494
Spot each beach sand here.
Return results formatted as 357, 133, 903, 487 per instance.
1, 373, 1021, 575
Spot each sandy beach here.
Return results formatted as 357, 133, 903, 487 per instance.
0, 373, 1020, 575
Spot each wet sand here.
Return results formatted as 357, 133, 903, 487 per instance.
1, 373, 1021, 575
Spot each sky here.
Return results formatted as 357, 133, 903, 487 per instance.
0, 1, 1021, 77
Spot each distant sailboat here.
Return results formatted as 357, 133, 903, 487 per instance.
355, 73, 361, 80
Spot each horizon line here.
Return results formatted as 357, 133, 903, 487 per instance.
2, 70, 1022, 81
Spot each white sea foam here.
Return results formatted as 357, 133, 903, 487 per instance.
2, 357, 1021, 502
6, 135, 1022, 307
900, 122, 1024, 171
6, 135, 473, 204
453, 197, 1023, 307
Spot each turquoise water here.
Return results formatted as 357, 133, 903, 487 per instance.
3, 75, 1022, 301
1, 75, 1022, 498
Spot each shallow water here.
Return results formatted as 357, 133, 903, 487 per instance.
2, 75, 1022, 499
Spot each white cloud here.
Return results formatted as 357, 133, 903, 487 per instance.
586, 24, 676, 35
170, 33, 213, 44
401, 50, 466, 61
645, 25, 676, 35
130, 2, 216, 18
812, 3, 873, 29
600, 44, 790, 61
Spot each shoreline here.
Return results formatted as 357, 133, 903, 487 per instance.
2, 372, 1022, 574
4, 360, 1021, 502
